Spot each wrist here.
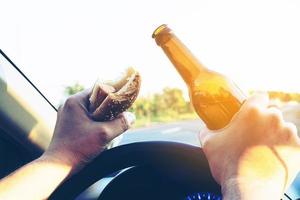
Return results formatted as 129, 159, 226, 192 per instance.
40, 149, 81, 174
222, 177, 283, 200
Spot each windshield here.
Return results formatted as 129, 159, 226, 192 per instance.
1, 1, 300, 107
1, 0, 300, 199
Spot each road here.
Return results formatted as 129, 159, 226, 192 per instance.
120, 119, 203, 146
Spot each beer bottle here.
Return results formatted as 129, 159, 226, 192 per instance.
152, 24, 246, 130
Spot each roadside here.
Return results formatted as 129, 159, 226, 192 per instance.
133, 112, 198, 128
133, 102, 300, 130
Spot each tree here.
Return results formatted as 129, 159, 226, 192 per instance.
151, 93, 165, 117
61, 84, 197, 125
64, 82, 85, 96
162, 88, 187, 114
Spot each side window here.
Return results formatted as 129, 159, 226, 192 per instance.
0, 59, 7, 94
0, 51, 55, 151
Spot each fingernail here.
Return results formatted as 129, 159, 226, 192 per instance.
123, 112, 136, 127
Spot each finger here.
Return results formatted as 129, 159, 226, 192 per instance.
73, 88, 93, 108
284, 122, 298, 135
265, 107, 284, 128
97, 112, 136, 141
232, 93, 269, 122
283, 122, 299, 144
198, 126, 212, 147
122, 112, 136, 128
63, 89, 92, 113
242, 92, 269, 111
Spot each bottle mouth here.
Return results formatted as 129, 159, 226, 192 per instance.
152, 24, 169, 39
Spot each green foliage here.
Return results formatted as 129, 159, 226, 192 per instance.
130, 87, 197, 127
250, 91, 300, 102
62, 82, 300, 127
64, 82, 85, 96
63, 83, 197, 127
268, 91, 300, 102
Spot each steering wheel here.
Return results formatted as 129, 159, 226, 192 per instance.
49, 142, 221, 200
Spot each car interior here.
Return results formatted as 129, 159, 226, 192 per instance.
0, 49, 299, 200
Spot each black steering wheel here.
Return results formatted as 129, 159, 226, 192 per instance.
49, 142, 221, 200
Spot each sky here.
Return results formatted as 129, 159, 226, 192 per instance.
1, 0, 300, 105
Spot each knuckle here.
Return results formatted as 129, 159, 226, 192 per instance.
244, 105, 261, 121
99, 125, 110, 135
267, 113, 281, 128
64, 96, 77, 109
266, 108, 283, 130
283, 123, 299, 141
248, 105, 260, 116
98, 126, 110, 143
119, 115, 129, 132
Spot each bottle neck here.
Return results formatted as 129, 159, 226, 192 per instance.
153, 25, 207, 85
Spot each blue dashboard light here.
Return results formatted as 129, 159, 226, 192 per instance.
185, 192, 222, 200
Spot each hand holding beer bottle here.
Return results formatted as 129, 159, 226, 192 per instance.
152, 24, 246, 130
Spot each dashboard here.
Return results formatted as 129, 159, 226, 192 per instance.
185, 192, 294, 200
186, 192, 221, 200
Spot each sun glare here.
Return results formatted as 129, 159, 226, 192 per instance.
0, 0, 300, 105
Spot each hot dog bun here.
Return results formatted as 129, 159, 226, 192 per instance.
89, 67, 141, 121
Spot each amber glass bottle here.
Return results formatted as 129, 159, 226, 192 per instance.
152, 24, 246, 130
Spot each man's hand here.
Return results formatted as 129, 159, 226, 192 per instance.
44, 89, 135, 173
199, 94, 300, 200
0, 89, 135, 200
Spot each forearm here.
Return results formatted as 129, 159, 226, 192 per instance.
0, 155, 73, 200
222, 178, 284, 200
